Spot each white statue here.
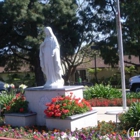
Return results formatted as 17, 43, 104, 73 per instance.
39, 27, 64, 88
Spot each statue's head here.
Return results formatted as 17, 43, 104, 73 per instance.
44, 26, 59, 48
44, 27, 53, 37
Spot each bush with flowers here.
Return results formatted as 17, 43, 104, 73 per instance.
44, 92, 92, 119
4, 92, 29, 113
0, 83, 28, 114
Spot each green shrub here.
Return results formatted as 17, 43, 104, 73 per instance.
0, 92, 15, 115
0, 83, 27, 115
83, 84, 122, 100
126, 92, 140, 99
5, 73, 35, 87
119, 102, 140, 130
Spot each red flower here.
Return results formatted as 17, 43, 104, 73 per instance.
16, 93, 20, 98
19, 108, 24, 112
54, 112, 61, 117
52, 97, 57, 103
63, 103, 67, 106
21, 96, 26, 101
44, 92, 92, 119
55, 104, 60, 109
11, 85, 15, 89
62, 109, 69, 114
50, 136, 55, 140
44, 110, 54, 117
6, 106, 11, 111
48, 104, 55, 110
78, 103, 83, 107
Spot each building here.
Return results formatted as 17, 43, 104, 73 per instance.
75, 55, 140, 86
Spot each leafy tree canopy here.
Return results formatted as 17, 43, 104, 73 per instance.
0, 0, 97, 84
85, 0, 140, 66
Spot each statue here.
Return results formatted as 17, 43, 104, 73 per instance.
39, 27, 64, 88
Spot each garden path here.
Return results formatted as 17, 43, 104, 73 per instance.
94, 106, 128, 122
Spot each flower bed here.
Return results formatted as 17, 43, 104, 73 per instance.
0, 84, 28, 115
44, 92, 97, 131
4, 93, 28, 113
44, 92, 92, 119
0, 121, 129, 140
88, 98, 140, 106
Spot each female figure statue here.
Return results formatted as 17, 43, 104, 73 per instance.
39, 27, 64, 88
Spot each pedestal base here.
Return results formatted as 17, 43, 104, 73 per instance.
46, 109, 97, 131
4, 113, 37, 127
25, 86, 84, 126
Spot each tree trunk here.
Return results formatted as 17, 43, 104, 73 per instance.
63, 66, 76, 85
34, 54, 45, 86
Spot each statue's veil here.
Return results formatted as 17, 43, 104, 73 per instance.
44, 27, 59, 49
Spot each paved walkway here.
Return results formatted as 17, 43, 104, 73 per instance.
94, 106, 128, 122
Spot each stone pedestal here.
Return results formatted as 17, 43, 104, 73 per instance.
4, 113, 37, 127
46, 109, 97, 131
25, 86, 84, 126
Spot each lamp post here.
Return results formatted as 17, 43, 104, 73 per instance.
116, 0, 127, 110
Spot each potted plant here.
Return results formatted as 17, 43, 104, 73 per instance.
0, 84, 37, 127
44, 92, 97, 131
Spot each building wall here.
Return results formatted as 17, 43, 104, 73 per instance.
75, 67, 140, 87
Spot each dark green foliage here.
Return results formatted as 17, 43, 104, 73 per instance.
85, 0, 119, 67
84, 84, 140, 100
0, 93, 15, 112
0, 85, 28, 115
0, 0, 96, 85
0, 0, 45, 86
119, 102, 140, 130
83, 84, 122, 100
5, 73, 36, 87
126, 92, 140, 99
85, 0, 140, 66
121, 1, 140, 58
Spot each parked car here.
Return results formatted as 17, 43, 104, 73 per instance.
129, 75, 140, 92
0, 81, 5, 92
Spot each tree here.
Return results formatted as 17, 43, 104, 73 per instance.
0, 0, 45, 86
121, 0, 140, 61
125, 66, 137, 78
42, 0, 100, 83
84, 0, 120, 67
0, 0, 98, 85
87, 68, 102, 83
85, 0, 140, 67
